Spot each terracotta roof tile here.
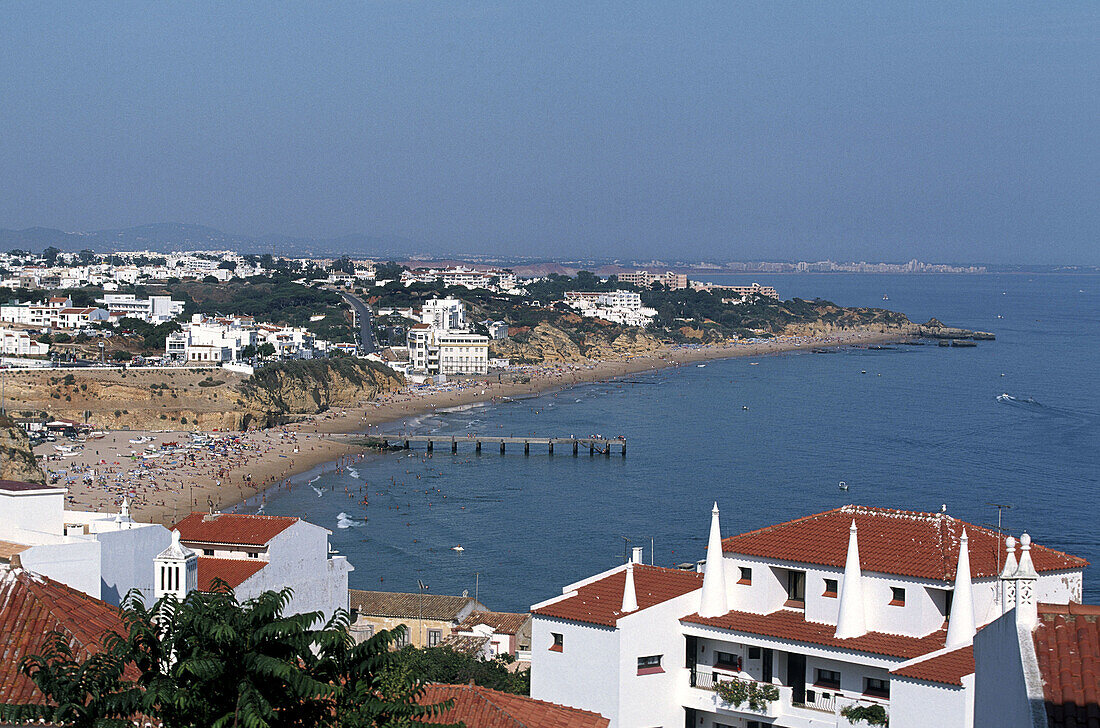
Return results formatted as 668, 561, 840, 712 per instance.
417, 684, 609, 728
349, 590, 481, 621
721, 505, 1086, 581
196, 557, 266, 590
172, 512, 298, 547
0, 540, 30, 561
682, 608, 948, 660
890, 645, 974, 686
1033, 602, 1100, 728
533, 565, 702, 628
440, 633, 490, 656
0, 568, 126, 705
456, 611, 531, 635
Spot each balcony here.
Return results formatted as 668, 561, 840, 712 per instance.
687, 668, 784, 719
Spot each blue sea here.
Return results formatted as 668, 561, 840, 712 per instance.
251, 273, 1100, 611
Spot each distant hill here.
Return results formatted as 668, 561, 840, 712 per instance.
0, 223, 428, 258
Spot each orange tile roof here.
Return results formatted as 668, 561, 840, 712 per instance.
533, 565, 702, 628
0, 568, 126, 705
172, 512, 298, 546
0, 540, 30, 561
682, 608, 948, 660
721, 505, 1087, 581
196, 557, 267, 590
1033, 602, 1100, 728
418, 684, 609, 728
890, 645, 974, 686
456, 611, 531, 635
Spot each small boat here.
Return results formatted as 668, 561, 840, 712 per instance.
838, 481, 849, 491
451, 545, 465, 552
882, 294, 889, 301
697, 364, 706, 368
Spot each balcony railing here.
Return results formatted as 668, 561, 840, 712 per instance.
793, 688, 837, 713
688, 668, 782, 719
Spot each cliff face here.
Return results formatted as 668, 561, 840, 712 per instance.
489, 321, 664, 364
237, 358, 405, 428
0, 425, 46, 484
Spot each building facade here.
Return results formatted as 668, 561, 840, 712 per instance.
348, 589, 487, 647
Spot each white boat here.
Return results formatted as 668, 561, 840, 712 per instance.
882, 294, 889, 301
451, 545, 465, 552
838, 481, 849, 491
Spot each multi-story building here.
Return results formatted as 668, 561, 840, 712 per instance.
563, 291, 657, 327
406, 297, 490, 376
689, 282, 780, 299
0, 480, 171, 605
0, 327, 50, 356
444, 610, 534, 661
616, 271, 689, 290
530, 504, 1087, 728
158, 512, 352, 624
96, 293, 185, 323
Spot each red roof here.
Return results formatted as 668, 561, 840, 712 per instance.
682, 608, 948, 660
172, 512, 298, 546
721, 505, 1087, 581
0, 568, 126, 705
196, 557, 267, 590
0, 480, 54, 492
890, 645, 974, 686
418, 684, 608, 728
1033, 602, 1100, 728
533, 565, 702, 628
456, 610, 531, 635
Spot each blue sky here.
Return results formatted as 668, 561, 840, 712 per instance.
0, 2, 1097, 263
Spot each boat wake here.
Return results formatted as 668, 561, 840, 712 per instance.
336, 512, 363, 529
347, 468, 359, 479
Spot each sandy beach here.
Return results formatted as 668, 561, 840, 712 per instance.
47, 328, 908, 525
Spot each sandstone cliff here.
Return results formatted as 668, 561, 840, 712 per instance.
237, 358, 405, 428
489, 321, 663, 364
0, 424, 46, 484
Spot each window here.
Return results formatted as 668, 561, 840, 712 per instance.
203, 548, 214, 556
890, 587, 906, 606
637, 655, 663, 675
738, 567, 752, 585
550, 632, 564, 652
944, 590, 953, 621
865, 677, 890, 698
815, 669, 841, 689
823, 578, 838, 598
428, 629, 442, 647
714, 651, 741, 670
748, 646, 761, 660
248, 552, 259, 559
785, 570, 806, 607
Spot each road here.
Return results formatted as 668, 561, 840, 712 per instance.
337, 290, 377, 353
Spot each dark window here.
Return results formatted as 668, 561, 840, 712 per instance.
738, 567, 752, 585
248, 552, 258, 559
786, 570, 806, 606
823, 578, 838, 597
203, 548, 214, 556
550, 632, 564, 652
637, 655, 663, 674
395, 629, 410, 647
890, 587, 906, 606
714, 651, 740, 670
865, 677, 890, 698
815, 669, 841, 689
748, 646, 762, 660
428, 629, 442, 647
944, 590, 954, 620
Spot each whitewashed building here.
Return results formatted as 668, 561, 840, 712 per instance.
563, 290, 657, 327
0, 480, 171, 605
530, 505, 1087, 728
96, 293, 185, 323
161, 512, 353, 623
0, 327, 50, 356
406, 297, 490, 376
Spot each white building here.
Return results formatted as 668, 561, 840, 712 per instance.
530, 505, 1087, 728
0, 327, 49, 356
162, 512, 353, 623
96, 293, 185, 323
166, 314, 257, 362
406, 297, 490, 376
564, 291, 657, 327
0, 480, 171, 605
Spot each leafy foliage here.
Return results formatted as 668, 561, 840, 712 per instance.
389, 645, 530, 695
841, 703, 890, 726
0, 582, 455, 728
713, 677, 780, 712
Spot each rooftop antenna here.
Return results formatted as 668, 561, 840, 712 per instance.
984, 502, 1013, 573
621, 536, 631, 564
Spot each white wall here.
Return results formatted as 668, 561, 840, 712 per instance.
890, 677, 972, 728
96, 524, 172, 605
972, 613, 1036, 728
531, 617, 621, 727
0, 489, 66, 538
19, 540, 102, 597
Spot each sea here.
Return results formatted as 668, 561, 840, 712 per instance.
247, 273, 1100, 611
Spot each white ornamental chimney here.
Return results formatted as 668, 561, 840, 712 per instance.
946, 529, 976, 648
621, 561, 639, 614
698, 502, 728, 618
1013, 533, 1039, 629
154, 529, 197, 601
835, 520, 868, 639
632, 546, 644, 564
999, 536, 1018, 615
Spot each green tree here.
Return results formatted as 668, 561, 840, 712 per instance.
374, 262, 404, 282
389, 645, 530, 695
43, 246, 62, 266
257, 342, 276, 359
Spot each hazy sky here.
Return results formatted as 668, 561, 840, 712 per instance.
1, 2, 1097, 263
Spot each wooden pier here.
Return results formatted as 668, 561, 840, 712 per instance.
363, 434, 626, 457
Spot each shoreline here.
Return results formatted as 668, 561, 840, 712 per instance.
51, 328, 911, 525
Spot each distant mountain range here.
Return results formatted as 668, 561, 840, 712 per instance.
0, 223, 427, 258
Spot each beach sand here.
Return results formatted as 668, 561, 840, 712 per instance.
49, 328, 907, 525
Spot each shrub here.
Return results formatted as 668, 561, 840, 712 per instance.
714, 677, 780, 712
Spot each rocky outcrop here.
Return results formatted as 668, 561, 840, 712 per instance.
237, 358, 404, 428
0, 424, 46, 484
490, 321, 663, 363
490, 322, 586, 363
581, 329, 664, 359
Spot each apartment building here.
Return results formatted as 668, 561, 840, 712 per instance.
96, 293, 185, 323
689, 282, 779, 299
530, 505, 1087, 728
158, 512, 352, 624
406, 297, 490, 376
616, 271, 689, 290
0, 327, 50, 356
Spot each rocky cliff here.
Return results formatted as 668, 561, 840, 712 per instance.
237, 358, 405, 428
0, 424, 46, 484
489, 321, 663, 364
